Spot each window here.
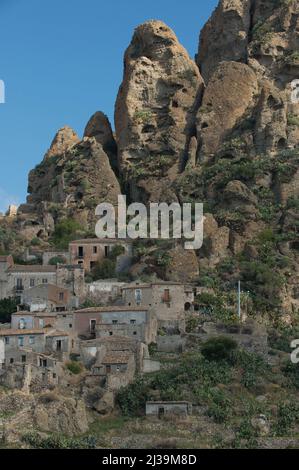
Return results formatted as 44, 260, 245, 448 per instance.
133, 331, 137, 336
29, 336, 35, 345
69, 324, 72, 328
112, 320, 118, 325
18, 336, 24, 347
135, 289, 142, 305
30, 278, 35, 287
53, 373, 56, 379
104, 246, 109, 257
5, 337, 9, 345
109, 332, 113, 336
106, 365, 111, 374
93, 246, 98, 254
90, 319, 96, 333
10, 358, 14, 364
19, 318, 26, 329
78, 246, 84, 258
16, 278, 23, 291
163, 289, 170, 303
59, 292, 64, 301
42, 278, 48, 284
39, 319, 44, 328
56, 340, 62, 352
21, 355, 26, 363
130, 319, 136, 325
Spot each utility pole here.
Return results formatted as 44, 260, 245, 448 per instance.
237, 280, 241, 320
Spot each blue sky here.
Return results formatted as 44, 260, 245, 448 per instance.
0, 0, 218, 213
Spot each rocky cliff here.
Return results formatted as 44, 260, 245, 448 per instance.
0, 0, 298, 320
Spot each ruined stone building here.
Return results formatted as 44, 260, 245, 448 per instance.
69, 238, 133, 273
0, 257, 85, 301
20, 284, 74, 312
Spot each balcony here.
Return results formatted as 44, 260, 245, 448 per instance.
14, 286, 24, 294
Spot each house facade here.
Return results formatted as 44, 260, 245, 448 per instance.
69, 238, 132, 272
122, 282, 186, 332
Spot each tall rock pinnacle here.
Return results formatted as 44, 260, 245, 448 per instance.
115, 20, 204, 202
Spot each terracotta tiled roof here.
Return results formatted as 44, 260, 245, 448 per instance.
75, 306, 148, 313
69, 238, 132, 244
0, 329, 45, 336
102, 351, 132, 364
8, 265, 56, 273
12, 311, 58, 317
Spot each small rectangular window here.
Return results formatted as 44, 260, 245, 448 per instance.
59, 292, 64, 301
93, 246, 98, 254
5, 337, 9, 345
78, 246, 84, 257
30, 279, 35, 287
29, 336, 35, 345
42, 278, 48, 284
18, 336, 24, 347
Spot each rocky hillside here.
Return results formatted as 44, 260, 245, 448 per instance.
0, 0, 298, 320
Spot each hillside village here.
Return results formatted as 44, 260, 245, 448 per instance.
0, 235, 297, 450
0, 0, 299, 449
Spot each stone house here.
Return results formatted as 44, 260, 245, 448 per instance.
0, 329, 45, 367
122, 282, 186, 332
20, 283, 74, 312
92, 350, 136, 391
45, 331, 69, 356
95, 307, 157, 344
0, 353, 65, 391
69, 238, 132, 273
11, 311, 58, 330
0, 260, 85, 302
80, 335, 147, 372
0, 328, 70, 368
146, 401, 192, 418
73, 306, 157, 343
6, 265, 57, 301
11, 311, 76, 349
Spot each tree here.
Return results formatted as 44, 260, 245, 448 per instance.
201, 336, 238, 362
0, 298, 19, 323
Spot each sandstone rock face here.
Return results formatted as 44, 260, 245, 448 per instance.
84, 111, 118, 173
197, 0, 252, 82
115, 20, 204, 202
166, 245, 199, 283
196, 61, 258, 160
34, 396, 88, 436
18, 126, 121, 238
44, 126, 80, 161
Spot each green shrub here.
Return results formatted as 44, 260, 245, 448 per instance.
109, 244, 125, 260
22, 432, 97, 449
66, 361, 83, 375
50, 218, 82, 249
91, 259, 116, 280
201, 336, 238, 362
49, 255, 67, 265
